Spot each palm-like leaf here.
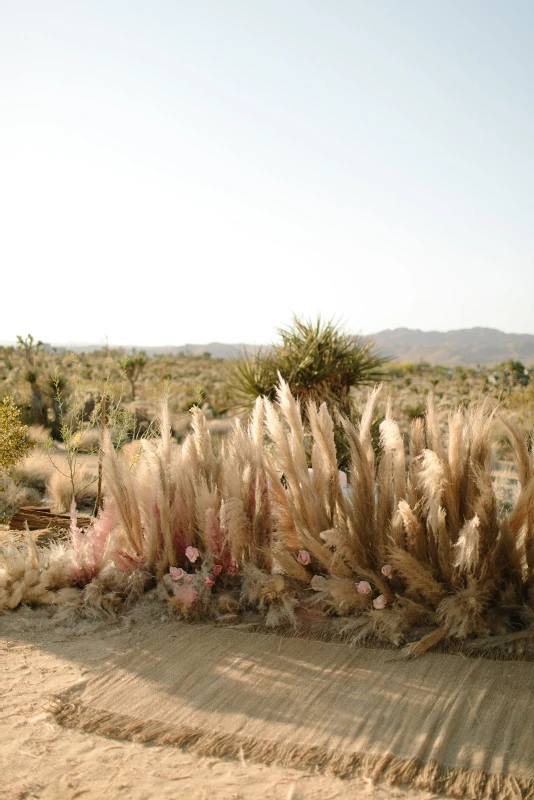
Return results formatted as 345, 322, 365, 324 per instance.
226, 316, 390, 416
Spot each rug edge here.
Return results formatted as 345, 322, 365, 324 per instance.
46, 694, 534, 800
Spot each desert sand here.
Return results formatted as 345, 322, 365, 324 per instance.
0, 597, 442, 800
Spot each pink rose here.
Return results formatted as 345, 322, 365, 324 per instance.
203, 575, 215, 587
373, 594, 387, 610
184, 574, 194, 584
169, 567, 186, 581
310, 575, 326, 591
212, 564, 223, 576
356, 580, 372, 595
381, 564, 393, 578
185, 546, 200, 563
297, 549, 311, 566
173, 585, 199, 607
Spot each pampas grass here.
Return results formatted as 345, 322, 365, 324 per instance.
0, 524, 147, 617
2, 382, 534, 657
0, 475, 40, 519
27, 424, 50, 445
13, 449, 53, 493
0, 531, 76, 610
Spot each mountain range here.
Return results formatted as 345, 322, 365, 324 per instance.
369, 328, 534, 367
3, 328, 534, 366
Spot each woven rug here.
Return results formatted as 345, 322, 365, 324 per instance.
49, 623, 534, 800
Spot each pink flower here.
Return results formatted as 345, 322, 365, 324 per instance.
310, 575, 326, 591
226, 564, 237, 574
169, 567, 186, 581
381, 564, 393, 578
185, 546, 200, 563
356, 580, 372, 595
373, 594, 387, 610
203, 575, 215, 587
184, 574, 194, 584
297, 549, 311, 566
212, 564, 223, 576
173, 585, 199, 607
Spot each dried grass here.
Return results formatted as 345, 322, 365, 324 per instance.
0, 475, 41, 520
3, 384, 534, 657
12, 450, 54, 492
48, 468, 98, 513
27, 424, 50, 445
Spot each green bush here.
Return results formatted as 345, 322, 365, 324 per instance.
0, 396, 34, 476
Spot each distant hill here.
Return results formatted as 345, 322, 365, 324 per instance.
131, 343, 257, 359
369, 327, 534, 367
2, 328, 533, 366
0, 342, 260, 358
147, 329, 534, 366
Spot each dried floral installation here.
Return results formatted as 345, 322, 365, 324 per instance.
2, 381, 534, 658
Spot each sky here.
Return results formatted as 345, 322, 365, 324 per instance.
1, 0, 533, 347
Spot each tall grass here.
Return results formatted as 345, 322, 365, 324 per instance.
1, 382, 533, 653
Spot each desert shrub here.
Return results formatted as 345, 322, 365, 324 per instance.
225, 316, 389, 469
48, 465, 98, 513
0, 396, 34, 476
0, 474, 40, 520
12, 450, 54, 494
226, 316, 388, 415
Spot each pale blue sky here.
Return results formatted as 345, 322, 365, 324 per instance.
1, 0, 533, 345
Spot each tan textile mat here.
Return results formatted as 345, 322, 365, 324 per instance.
49, 623, 534, 800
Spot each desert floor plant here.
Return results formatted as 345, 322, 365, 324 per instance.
225, 316, 390, 470
42, 367, 144, 513
0, 395, 36, 522
226, 316, 389, 415
0, 395, 34, 476
1, 382, 534, 659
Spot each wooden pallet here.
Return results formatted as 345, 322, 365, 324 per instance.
9, 506, 92, 532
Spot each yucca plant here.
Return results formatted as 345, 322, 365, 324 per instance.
226, 316, 389, 415
226, 316, 389, 469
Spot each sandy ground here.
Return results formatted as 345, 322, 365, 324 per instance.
0, 600, 442, 800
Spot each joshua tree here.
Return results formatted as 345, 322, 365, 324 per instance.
23, 369, 48, 427
17, 335, 48, 426
121, 354, 147, 401
16, 334, 42, 367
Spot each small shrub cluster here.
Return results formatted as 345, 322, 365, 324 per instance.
0, 396, 34, 476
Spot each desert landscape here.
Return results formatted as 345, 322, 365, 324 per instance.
2, 1, 533, 797
1, 321, 534, 799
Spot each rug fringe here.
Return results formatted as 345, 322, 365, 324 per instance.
47, 695, 534, 800
215, 617, 534, 663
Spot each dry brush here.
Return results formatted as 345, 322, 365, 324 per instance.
1, 381, 533, 655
